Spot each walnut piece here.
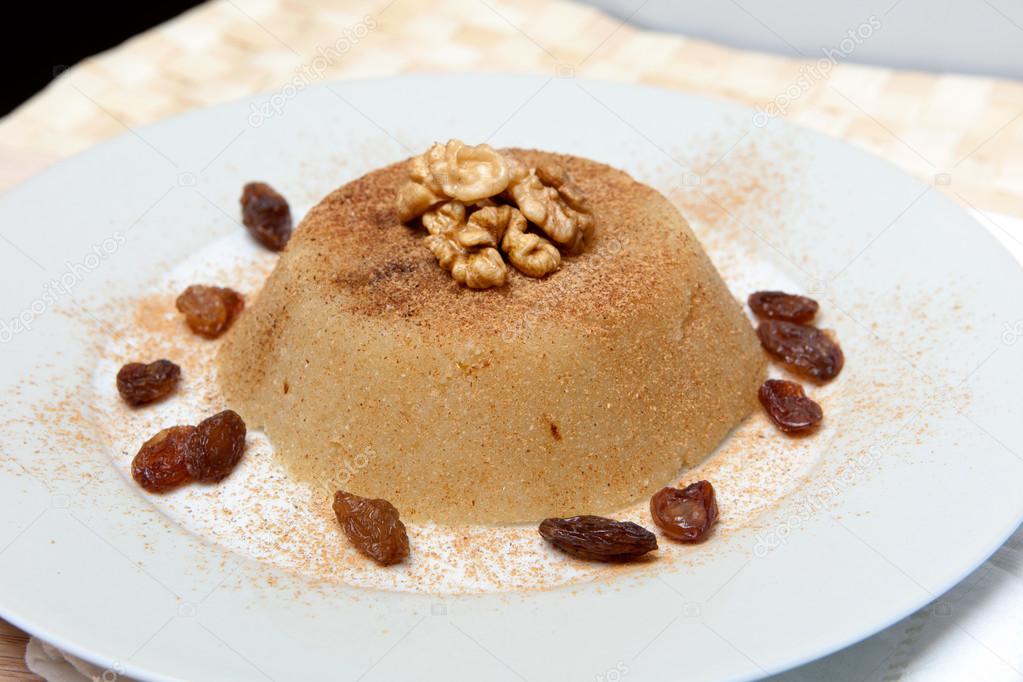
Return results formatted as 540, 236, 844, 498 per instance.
398, 141, 594, 288
398, 140, 511, 222
397, 180, 443, 223
423, 202, 508, 289
427, 140, 510, 201
496, 205, 560, 277
507, 159, 594, 254
421, 200, 466, 238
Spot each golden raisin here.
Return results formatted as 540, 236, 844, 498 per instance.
116, 359, 181, 406
131, 426, 195, 493
748, 291, 819, 323
333, 491, 410, 566
176, 285, 244, 339
758, 379, 823, 434
538, 515, 657, 562
650, 481, 719, 543
186, 410, 247, 483
241, 182, 292, 251
756, 320, 844, 382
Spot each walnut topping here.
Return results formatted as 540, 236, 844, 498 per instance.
397, 180, 443, 223
399, 140, 510, 221
421, 200, 466, 239
497, 205, 560, 277
397, 140, 594, 288
507, 160, 594, 254
423, 202, 508, 289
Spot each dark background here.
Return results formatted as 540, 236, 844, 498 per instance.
2, 2, 203, 116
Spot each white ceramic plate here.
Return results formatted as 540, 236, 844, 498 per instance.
1, 75, 1021, 682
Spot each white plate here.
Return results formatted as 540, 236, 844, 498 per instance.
1, 75, 1021, 682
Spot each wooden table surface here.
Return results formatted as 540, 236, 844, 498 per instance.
0, 621, 40, 680
3, 0, 1022, 678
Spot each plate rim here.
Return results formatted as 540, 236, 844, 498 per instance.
1, 73, 1022, 682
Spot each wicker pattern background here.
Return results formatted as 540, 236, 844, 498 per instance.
1, 0, 1023, 218
1, 0, 1022, 678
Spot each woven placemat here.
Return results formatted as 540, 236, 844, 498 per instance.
1, 0, 1022, 217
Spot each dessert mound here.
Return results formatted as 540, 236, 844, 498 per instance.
217, 149, 765, 524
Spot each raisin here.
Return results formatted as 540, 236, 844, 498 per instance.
176, 285, 244, 339
116, 359, 181, 406
538, 515, 657, 562
756, 320, 844, 381
650, 481, 719, 543
186, 410, 247, 483
758, 379, 823, 434
748, 291, 819, 323
241, 182, 292, 251
131, 425, 195, 493
333, 491, 410, 566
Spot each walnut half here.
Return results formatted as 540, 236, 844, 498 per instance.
422, 202, 508, 289
507, 159, 594, 254
398, 140, 511, 222
496, 205, 560, 278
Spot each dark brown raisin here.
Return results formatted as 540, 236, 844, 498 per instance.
116, 359, 181, 406
241, 182, 292, 251
756, 320, 844, 381
758, 379, 823, 434
186, 410, 247, 483
748, 291, 819, 323
538, 515, 657, 562
176, 285, 244, 339
131, 425, 195, 493
333, 491, 410, 566
650, 481, 719, 543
